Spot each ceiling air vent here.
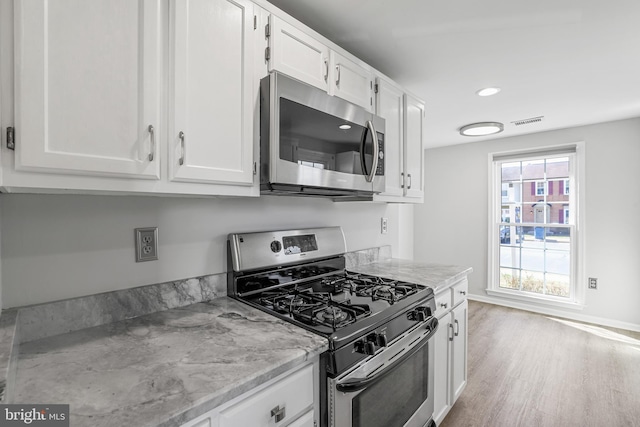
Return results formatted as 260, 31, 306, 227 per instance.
511, 116, 544, 126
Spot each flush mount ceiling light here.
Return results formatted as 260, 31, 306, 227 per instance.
459, 122, 504, 137
476, 87, 501, 97
338, 124, 352, 130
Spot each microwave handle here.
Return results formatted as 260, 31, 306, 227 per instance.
361, 120, 380, 183
336, 317, 438, 393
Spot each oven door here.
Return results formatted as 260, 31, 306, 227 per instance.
328, 317, 438, 427
261, 72, 385, 196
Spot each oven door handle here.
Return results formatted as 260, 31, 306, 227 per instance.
336, 317, 439, 393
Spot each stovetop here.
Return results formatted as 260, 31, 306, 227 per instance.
241, 269, 429, 334
260, 272, 423, 322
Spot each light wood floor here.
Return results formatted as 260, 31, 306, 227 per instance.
440, 301, 640, 427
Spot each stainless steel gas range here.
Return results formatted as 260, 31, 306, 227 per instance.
227, 227, 438, 427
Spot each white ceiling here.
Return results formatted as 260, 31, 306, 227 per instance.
267, 0, 640, 149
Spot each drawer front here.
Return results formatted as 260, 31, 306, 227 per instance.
219, 363, 314, 427
452, 278, 469, 307
434, 290, 452, 319
287, 410, 314, 427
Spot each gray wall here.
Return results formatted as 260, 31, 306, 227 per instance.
414, 117, 640, 329
1, 194, 413, 308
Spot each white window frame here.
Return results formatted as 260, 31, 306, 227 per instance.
487, 143, 586, 310
535, 180, 546, 196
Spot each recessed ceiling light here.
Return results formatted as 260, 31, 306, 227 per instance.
459, 122, 504, 137
476, 87, 501, 97
339, 124, 351, 130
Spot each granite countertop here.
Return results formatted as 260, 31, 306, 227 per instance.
12, 297, 328, 427
350, 258, 473, 293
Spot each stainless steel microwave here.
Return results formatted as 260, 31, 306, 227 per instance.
260, 72, 385, 199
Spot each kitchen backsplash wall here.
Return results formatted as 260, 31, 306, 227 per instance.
0, 194, 413, 308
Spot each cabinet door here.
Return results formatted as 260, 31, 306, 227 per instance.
169, 0, 254, 185
451, 300, 468, 402
269, 16, 329, 92
403, 93, 425, 199
433, 312, 452, 425
374, 77, 404, 197
330, 51, 373, 111
14, 0, 161, 179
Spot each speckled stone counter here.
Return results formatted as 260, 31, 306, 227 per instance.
12, 297, 328, 427
350, 259, 472, 293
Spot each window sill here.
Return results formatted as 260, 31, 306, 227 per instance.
485, 288, 585, 311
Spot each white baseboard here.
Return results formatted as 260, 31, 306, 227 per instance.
468, 294, 640, 333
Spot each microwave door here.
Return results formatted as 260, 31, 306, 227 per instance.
273, 96, 373, 193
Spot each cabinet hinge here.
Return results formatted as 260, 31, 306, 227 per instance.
254, 15, 257, 30
374, 83, 379, 94
265, 46, 271, 61
265, 22, 271, 38
253, 161, 257, 175
6, 127, 15, 151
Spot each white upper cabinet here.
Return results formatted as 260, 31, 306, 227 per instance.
14, 0, 162, 179
267, 16, 373, 111
403, 93, 425, 200
169, 0, 254, 185
329, 51, 373, 111
268, 16, 329, 92
374, 76, 404, 198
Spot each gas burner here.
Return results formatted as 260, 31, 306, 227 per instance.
316, 306, 348, 324
372, 285, 394, 300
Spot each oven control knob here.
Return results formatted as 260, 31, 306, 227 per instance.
354, 340, 376, 355
366, 332, 387, 348
415, 306, 431, 322
409, 306, 430, 322
376, 333, 388, 347
270, 240, 282, 253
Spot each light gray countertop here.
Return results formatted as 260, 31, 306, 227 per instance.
12, 297, 328, 427
350, 259, 472, 293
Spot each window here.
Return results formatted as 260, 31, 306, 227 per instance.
489, 145, 583, 307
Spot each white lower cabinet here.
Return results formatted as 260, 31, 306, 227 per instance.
433, 279, 468, 425
451, 301, 468, 403
180, 360, 317, 427
286, 410, 314, 427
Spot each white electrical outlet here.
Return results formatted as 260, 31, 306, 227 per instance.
135, 227, 158, 262
381, 217, 388, 234
588, 277, 598, 289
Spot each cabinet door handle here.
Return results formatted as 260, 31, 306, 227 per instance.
324, 59, 329, 81
178, 131, 185, 166
271, 405, 286, 423
448, 323, 454, 341
440, 302, 448, 309
148, 125, 155, 161
460, 290, 467, 296
454, 319, 460, 337
407, 173, 412, 189
336, 65, 341, 85
401, 172, 405, 189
